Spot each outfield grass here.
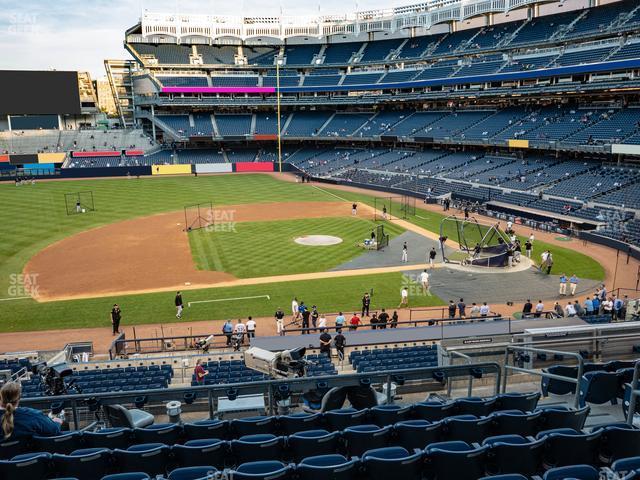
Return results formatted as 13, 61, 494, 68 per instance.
0, 272, 442, 333
0, 174, 604, 333
189, 216, 405, 277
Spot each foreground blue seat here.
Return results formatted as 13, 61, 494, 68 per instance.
101, 473, 150, 480
455, 397, 497, 417
324, 408, 367, 431
0, 438, 24, 460
279, 413, 321, 434
542, 464, 599, 480
287, 429, 340, 462
232, 461, 291, 480
83, 428, 131, 450
343, 424, 390, 457
612, 456, 640, 478
113, 443, 170, 476
167, 466, 217, 480
231, 416, 276, 437
541, 365, 578, 396
578, 371, 620, 407
172, 439, 227, 469
536, 405, 590, 431
134, 423, 182, 446
495, 392, 540, 413
443, 415, 492, 443
32, 432, 82, 455
479, 475, 528, 480
296, 454, 358, 480
413, 401, 456, 421
231, 434, 284, 464
425, 441, 487, 480
393, 419, 442, 450
0, 452, 52, 480
370, 404, 411, 427
536, 428, 600, 469
53, 448, 111, 480
183, 420, 229, 441
483, 434, 544, 476
595, 424, 640, 464
491, 410, 541, 437
362, 446, 422, 480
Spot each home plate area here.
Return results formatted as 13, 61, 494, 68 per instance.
294, 235, 344, 246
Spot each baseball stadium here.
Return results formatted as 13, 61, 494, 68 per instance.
1, 1, 640, 479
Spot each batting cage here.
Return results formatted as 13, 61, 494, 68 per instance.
440, 215, 511, 267
184, 201, 214, 231
373, 195, 416, 221
65, 191, 95, 215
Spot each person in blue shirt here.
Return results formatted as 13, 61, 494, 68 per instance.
569, 274, 579, 296
1, 382, 61, 440
558, 274, 567, 296
584, 296, 594, 315
222, 320, 234, 346
592, 296, 600, 314
613, 296, 624, 321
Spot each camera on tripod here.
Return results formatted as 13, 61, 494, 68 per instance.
31, 362, 80, 396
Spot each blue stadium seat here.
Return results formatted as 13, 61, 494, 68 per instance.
425, 441, 488, 480
343, 424, 391, 456
578, 371, 621, 407
231, 434, 285, 464
393, 419, 442, 450
612, 456, 640, 478
536, 429, 601, 469
83, 428, 131, 450
443, 415, 493, 443
101, 474, 150, 480
32, 431, 82, 455
0, 452, 52, 480
541, 365, 579, 396
232, 461, 292, 480
183, 420, 229, 440
479, 475, 528, 480
0, 438, 25, 460
482, 434, 544, 476
279, 413, 321, 434
361, 446, 423, 480
286, 429, 340, 462
296, 454, 358, 480
413, 401, 456, 421
167, 466, 217, 480
231, 416, 276, 437
113, 443, 170, 476
495, 392, 540, 412
455, 397, 497, 417
370, 404, 411, 427
594, 424, 640, 464
172, 439, 227, 469
542, 464, 600, 480
491, 410, 542, 437
53, 448, 112, 480
324, 408, 367, 431
536, 406, 590, 431
134, 423, 182, 445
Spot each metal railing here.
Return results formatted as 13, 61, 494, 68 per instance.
626, 361, 640, 425
20, 361, 502, 430
503, 345, 584, 409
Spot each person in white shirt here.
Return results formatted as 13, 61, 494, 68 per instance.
246, 317, 256, 338
233, 319, 247, 344
317, 314, 327, 332
479, 302, 490, 317
420, 269, 430, 292
565, 302, 577, 317
506, 220, 513, 231
529, 233, 535, 244
399, 287, 409, 307
291, 297, 299, 322
535, 300, 544, 318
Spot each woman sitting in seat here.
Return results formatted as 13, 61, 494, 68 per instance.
1, 382, 61, 439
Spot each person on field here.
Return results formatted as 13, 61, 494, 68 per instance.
175, 291, 184, 319
291, 297, 299, 323
222, 320, 234, 346
569, 274, 579, 296
349, 313, 360, 331
401, 242, 408, 263
559, 274, 568, 296
420, 269, 430, 292
399, 287, 409, 307
246, 316, 256, 339
362, 293, 371, 317
110, 304, 121, 335
275, 308, 285, 336
428, 247, 437, 268
352, 203, 357, 215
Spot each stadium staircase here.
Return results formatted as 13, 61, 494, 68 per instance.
315, 113, 338, 136
553, 10, 589, 40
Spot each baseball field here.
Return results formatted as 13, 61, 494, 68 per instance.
0, 173, 604, 334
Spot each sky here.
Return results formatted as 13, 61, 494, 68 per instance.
0, 0, 405, 78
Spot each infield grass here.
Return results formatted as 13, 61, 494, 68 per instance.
189, 216, 405, 277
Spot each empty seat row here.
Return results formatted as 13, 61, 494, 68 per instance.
3, 423, 639, 480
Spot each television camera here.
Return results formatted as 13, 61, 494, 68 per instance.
31, 362, 81, 396
243, 346, 310, 379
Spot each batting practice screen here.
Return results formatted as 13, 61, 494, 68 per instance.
0, 70, 81, 115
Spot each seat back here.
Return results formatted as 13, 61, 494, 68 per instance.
579, 371, 620, 407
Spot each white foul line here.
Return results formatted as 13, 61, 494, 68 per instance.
310, 185, 350, 203
188, 295, 271, 307
0, 296, 31, 302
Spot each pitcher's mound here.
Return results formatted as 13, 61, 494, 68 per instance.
295, 235, 343, 246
